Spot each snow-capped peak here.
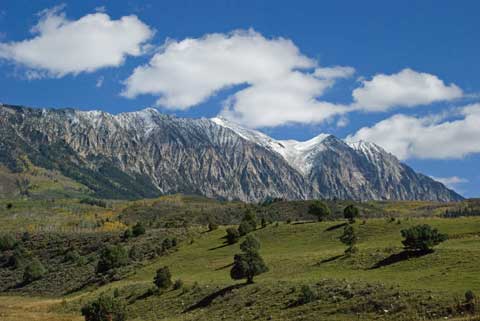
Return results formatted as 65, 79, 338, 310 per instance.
211, 116, 330, 174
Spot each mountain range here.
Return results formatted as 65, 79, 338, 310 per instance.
0, 104, 463, 202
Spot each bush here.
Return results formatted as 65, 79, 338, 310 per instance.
261, 218, 267, 228
6, 203, 13, 209
0, 234, 17, 251
128, 245, 142, 261
97, 245, 129, 274
81, 294, 126, 321
226, 228, 240, 244
132, 222, 146, 237
344, 205, 360, 223
308, 201, 331, 222
21, 231, 31, 242
297, 285, 317, 304
64, 249, 81, 263
122, 228, 132, 240
401, 224, 448, 252
173, 279, 184, 290
154, 266, 172, 289
23, 258, 46, 283
208, 221, 219, 232
8, 245, 30, 269
465, 290, 476, 303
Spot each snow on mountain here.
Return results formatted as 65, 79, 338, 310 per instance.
211, 116, 329, 174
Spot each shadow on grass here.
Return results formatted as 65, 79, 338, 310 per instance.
370, 249, 433, 269
318, 254, 344, 265
291, 220, 317, 225
324, 222, 347, 232
208, 243, 232, 251
214, 262, 233, 271
184, 283, 246, 312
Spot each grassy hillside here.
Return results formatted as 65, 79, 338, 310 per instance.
1, 196, 479, 320
37, 217, 480, 320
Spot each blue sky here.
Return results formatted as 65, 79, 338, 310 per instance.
0, 1, 479, 197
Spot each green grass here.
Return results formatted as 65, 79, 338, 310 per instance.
49, 216, 480, 320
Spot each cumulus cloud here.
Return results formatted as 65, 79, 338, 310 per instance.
122, 29, 354, 127
314, 66, 355, 80
347, 103, 480, 160
352, 68, 463, 111
0, 6, 153, 77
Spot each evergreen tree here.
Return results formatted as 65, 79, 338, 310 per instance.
308, 201, 331, 222
401, 224, 448, 252
343, 205, 360, 223
339, 224, 358, 255
226, 228, 240, 244
154, 266, 172, 289
238, 209, 257, 236
230, 236, 268, 284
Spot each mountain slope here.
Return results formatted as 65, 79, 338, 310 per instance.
0, 104, 463, 202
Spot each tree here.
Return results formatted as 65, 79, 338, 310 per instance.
23, 258, 46, 283
401, 224, 448, 252
238, 210, 257, 236
97, 245, 128, 274
122, 228, 132, 240
240, 235, 260, 253
339, 224, 358, 255
344, 205, 360, 223
154, 266, 172, 289
297, 285, 317, 305
81, 294, 126, 321
226, 228, 240, 244
230, 237, 268, 284
308, 201, 331, 222
132, 222, 146, 237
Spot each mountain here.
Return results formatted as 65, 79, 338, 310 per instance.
0, 104, 463, 202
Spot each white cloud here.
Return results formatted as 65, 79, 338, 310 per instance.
0, 6, 153, 77
122, 29, 353, 127
352, 68, 463, 111
347, 103, 480, 160
431, 176, 468, 189
314, 66, 355, 80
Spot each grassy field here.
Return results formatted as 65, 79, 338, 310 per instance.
1, 197, 479, 320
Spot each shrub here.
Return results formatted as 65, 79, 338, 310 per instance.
297, 285, 317, 304
8, 245, 30, 269
0, 234, 17, 251
128, 245, 142, 261
465, 290, 476, 303
23, 258, 46, 283
154, 266, 172, 289
226, 228, 240, 244
97, 245, 129, 274
261, 218, 267, 228
6, 203, 13, 209
21, 231, 31, 242
173, 279, 184, 290
308, 201, 331, 222
122, 228, 132, 240
81, 294, 126, 321
401, 224, 448, 252
208, 221, 219, 232
344, 205, 360, 223
132, 222, 146, 237
64, 249, 81, 263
